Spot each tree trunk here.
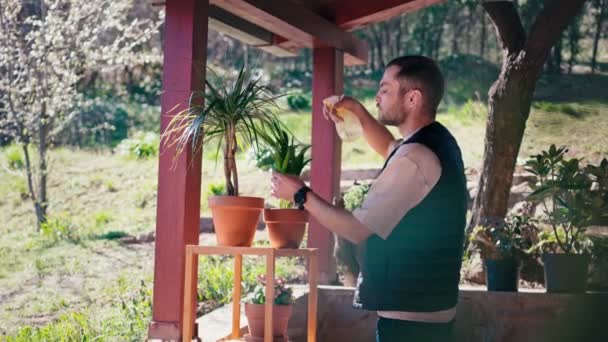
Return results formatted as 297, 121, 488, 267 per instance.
470, 61, 539, 227
371, 24, 385, 69
37, 115, 49, 227
551, 35, 563, 74
480, 10, 487, 59
470, 0, 587, 230
591, 0, 606, 74
22, 144, 45, 230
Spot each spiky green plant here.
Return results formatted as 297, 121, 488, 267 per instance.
255, 118, 311, 176
161, 66, 281, 196
255, 118, 311, 208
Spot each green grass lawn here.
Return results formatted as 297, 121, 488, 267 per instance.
1, 72, 607, 339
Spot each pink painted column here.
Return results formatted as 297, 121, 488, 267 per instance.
148, 0, 208, 340
309, 47, 344, 284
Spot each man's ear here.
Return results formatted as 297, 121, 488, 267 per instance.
404, 89, 422, 109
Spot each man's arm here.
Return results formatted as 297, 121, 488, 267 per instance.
271, 171, 372, 244
303, 191, 372, 244
325, 96, 396, 158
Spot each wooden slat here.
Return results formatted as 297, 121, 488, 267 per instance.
210, 0, 368, 64
232, 254, 243, 338
182, 248, 197, 341
264, 249, 276, 342
188, 245, 272, 256
307, 250, 319, 342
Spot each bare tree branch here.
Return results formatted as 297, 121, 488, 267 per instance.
482, 1, 526, 56
524, 0, 587, 67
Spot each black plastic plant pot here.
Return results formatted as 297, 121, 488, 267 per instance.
485, 258, 520, 292
542, 253, 590, 293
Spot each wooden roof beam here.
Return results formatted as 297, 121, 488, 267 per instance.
151, 2, 298, 57
210, 0, 369, 65
335, 0, 446, 31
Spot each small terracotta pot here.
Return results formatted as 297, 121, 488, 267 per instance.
245, 303, 292, 340
208, 196, 264, 246
263, 209, 308, 249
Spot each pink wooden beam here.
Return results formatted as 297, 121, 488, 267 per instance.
309, 47, 344, 284
210, 0, 368, 64
148, 0, 209, 340
335, 0, 446, 30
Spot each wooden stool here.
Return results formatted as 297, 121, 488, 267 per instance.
182, 246, 319, 342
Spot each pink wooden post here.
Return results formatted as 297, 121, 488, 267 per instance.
148, 0, 209, 340
309, 47, 344, 284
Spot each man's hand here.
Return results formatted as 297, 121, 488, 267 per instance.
322, 95, 363, 123
270, 171, 306, 202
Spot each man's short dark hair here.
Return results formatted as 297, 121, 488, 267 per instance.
386, 56, 444, 113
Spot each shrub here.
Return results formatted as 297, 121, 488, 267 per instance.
4, 144, 24, 169
286, 93, 311, 111
40, 213, 82, 245
116, 132, 159, 159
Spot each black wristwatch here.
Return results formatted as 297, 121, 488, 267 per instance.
294, 186, 312, 210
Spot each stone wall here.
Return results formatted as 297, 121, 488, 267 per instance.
286, 286, 607, 342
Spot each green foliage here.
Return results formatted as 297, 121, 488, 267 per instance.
116, 132, 159, 159
93, 211, 113, 228
255, 118, 311, 176
114, 280, 153, 340
4, 144, 25, 169
6, 312, 97, 342
40, 213, 82, 245
529, 228, 593, 255
286, 93, 311, 111
196, 256, 300, 306
5, 280, 153, 342
525, 145, 603, 254
533, 101, 583, 117
470, 203, 540, 260
438, 54, 500, 105
207, 181, 226, 196
343, 183, 371, 212
246, 275, 294, 305
162, 66, 282, 196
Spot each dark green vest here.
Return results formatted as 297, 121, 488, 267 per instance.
353, 122, 467, 312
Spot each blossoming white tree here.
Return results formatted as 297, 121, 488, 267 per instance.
0, 0, 162, 229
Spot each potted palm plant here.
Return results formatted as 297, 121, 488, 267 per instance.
244, 275, 294, 342
253, 118, 311, 249
470, 204, 539, 292
162, 67, 281, 246
525, 145, 600, 292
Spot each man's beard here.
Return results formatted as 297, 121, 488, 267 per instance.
378, 106, 406, 126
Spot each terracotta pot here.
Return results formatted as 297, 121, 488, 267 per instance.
208, 196, 264, 246
263, 209, 308, 249
245, 303, 292, 340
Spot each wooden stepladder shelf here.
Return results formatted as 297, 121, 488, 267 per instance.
182, 246, 319, 342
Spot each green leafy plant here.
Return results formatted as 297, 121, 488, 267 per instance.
162, 66, 282, 196
40, 213, 82, 245
470, 203, 539, 260
255, 118, 311, 176
342, 182, 371, 212
207, 181, 226, 196
116, 131, 159, 159
4, 144, 24, 169
246, 275, 294, 305
255, 118, 311, 208
528, 227, 593, 255
525, 145, 598, 254
585, 158, 608, 225
286, 93, 311, 111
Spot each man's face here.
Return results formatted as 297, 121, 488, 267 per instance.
375, 66, 407, 126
